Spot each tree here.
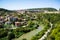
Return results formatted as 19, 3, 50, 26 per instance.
8, 32, 15, 40
0, 29, 8, 38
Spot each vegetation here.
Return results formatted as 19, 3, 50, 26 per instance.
31, 13, 60, 40
8, 32, 15, 40
0, 28, 8, 38
0, 8, 60, 40
31, 23, 50, 40
46, 22, 60, 40
0, 8, 16, 16
27, 8, 57, 11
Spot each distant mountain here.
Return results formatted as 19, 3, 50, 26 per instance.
0, 8, 58, 15
0, 8, 16, 15
0, 8, 13, 12
16, 8, 58, 13
27, 8, 58, 11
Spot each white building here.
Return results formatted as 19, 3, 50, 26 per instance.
44, 11, 59, 13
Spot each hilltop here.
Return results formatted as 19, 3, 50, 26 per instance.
0, 7, 58, 12
0, 8, 16, 15
26, 8, 57, 11
0, 8, 58, 15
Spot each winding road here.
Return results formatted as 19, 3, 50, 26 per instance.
39, 23, 53, 40
14, 25, 43, 40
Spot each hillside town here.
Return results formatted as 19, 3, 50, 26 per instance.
0, 0, 60, 40
0, 8, 60, 40
0, 8, 60, 29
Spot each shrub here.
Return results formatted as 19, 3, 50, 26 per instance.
8, 32, 15, 40
22, 38, 27, 40
0, 29, 8, 38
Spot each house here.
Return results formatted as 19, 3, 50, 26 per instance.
17, 10, 25, 14
10, 17, 18, 22
0, 16, 5, 27
44, 10, 59, 13
6, 16, 18, 22
0, 16, 4, 21
5, 21, 12, 25
15, 22, 21, 27
18, 18, 23, 21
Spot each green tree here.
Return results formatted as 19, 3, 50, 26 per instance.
8, 32, 15, 40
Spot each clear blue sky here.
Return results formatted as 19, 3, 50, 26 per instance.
0, 0, 60, 10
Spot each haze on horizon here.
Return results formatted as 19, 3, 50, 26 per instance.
0, 0, 60, 10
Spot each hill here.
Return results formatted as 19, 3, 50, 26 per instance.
0, 8, 16, 15
27, 8, 58, 11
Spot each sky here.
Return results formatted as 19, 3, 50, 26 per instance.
0, 0, 60, 10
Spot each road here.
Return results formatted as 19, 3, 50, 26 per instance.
39, 23, 53, 40
14, 25, 43, 40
